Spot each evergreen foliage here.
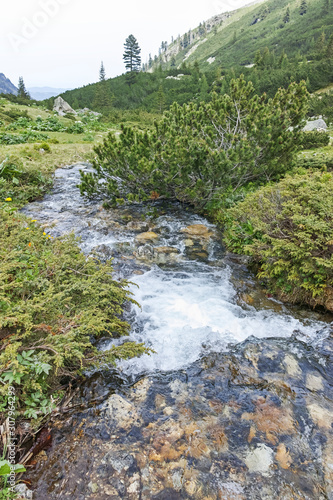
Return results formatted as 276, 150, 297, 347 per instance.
283, 7, 291, 23
17, 77, 30, 101
0, 208, 148, 420
93, 61, 113, 111
123, 34, 142, 72
99, 61, 106, 81
223, 170, 333, 311
300, 0, 307, 15
79, 77, 308, 211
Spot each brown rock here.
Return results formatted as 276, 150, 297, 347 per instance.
155, 246, 179, 254
136, 232, 159, 243
275, 443, 292, 469
242, 398, 295, 444
106, 394, 141, 430
181, 224, 213, 239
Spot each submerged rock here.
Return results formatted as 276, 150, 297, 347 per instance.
26, 336, 333, 500
181, 224, 213, 239
136, 231, 159, 243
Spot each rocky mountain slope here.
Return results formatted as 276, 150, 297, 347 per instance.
0, 73, 17, 95
148, 0, 333, 72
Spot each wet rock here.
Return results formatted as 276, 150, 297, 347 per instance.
245, 443, 274, 474
14, 484, 33, 499
93, 244, 114, 261
155, 246, 179, 255
105, 394, 141, 430
307, 402, 333, 429
275, 443, 292, 470
136, 231, 159, 243
126, 221, 150, 232
134, 244, 155, 261
103, 450, 136, 473
181, 224, 213, 239
306, 373, 324, 392
184, 239, 194, 247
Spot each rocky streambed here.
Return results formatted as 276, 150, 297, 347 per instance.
21, 164, 333, 500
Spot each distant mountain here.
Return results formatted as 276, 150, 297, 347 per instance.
28, 87, 72, 101
0, 73, 17, 95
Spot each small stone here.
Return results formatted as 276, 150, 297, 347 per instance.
14, 484, 33, 499
275, 443, 292, 469
306, 373, 324, 392
245, 444, 274, 474
106, 394, 141, 430
283, 354, 302, 377
184, 239, 194, 247
88, 482, 99, 493
136, 231, 159, 243
181, 224, 213, 239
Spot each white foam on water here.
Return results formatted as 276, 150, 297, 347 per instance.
118, 265, 329, 374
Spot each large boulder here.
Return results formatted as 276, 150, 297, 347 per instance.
53, 96, 77, 116
303, 119, 327, 132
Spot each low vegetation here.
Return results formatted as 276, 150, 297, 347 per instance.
0, 98, 150, 490
79, 77, 308, 211
223, 169, 333, 311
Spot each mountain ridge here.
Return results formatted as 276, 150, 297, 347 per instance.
0, 73, 17, 95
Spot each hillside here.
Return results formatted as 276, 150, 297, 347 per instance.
0, 73, 17, 95
150, 0, 333, 71
50, 0, 333, 118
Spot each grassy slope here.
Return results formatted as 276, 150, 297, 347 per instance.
160, 0, 333, 71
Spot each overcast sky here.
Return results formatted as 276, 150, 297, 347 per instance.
1, 0, 252, 89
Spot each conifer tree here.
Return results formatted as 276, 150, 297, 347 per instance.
327, 34, 333, 58
123, 35, 141, 72
93, 62, 112, 111
99, 61, 106, 81
300, 0, 307, 15
79, 77, 309, 210
283, 7, 290, 23
17, 77, 30, 100
155, 85, 166, 114
200, 74, 209, 101
316, 31, 326, 54
323, 0, 330, 14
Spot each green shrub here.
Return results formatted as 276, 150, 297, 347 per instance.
79, 77, 309, 211
0, 208, 149, 423
33, 142, 51, 153
223, 170, 333, 310
0, 132, 49, 145
296, 152, 333, 170
0, 156, 52, 204
67, 121, 85, 134
300, 130, 330, 149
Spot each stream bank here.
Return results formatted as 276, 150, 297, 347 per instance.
21, 164, 332, 500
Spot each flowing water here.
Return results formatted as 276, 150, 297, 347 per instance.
22, 164, 333, 500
